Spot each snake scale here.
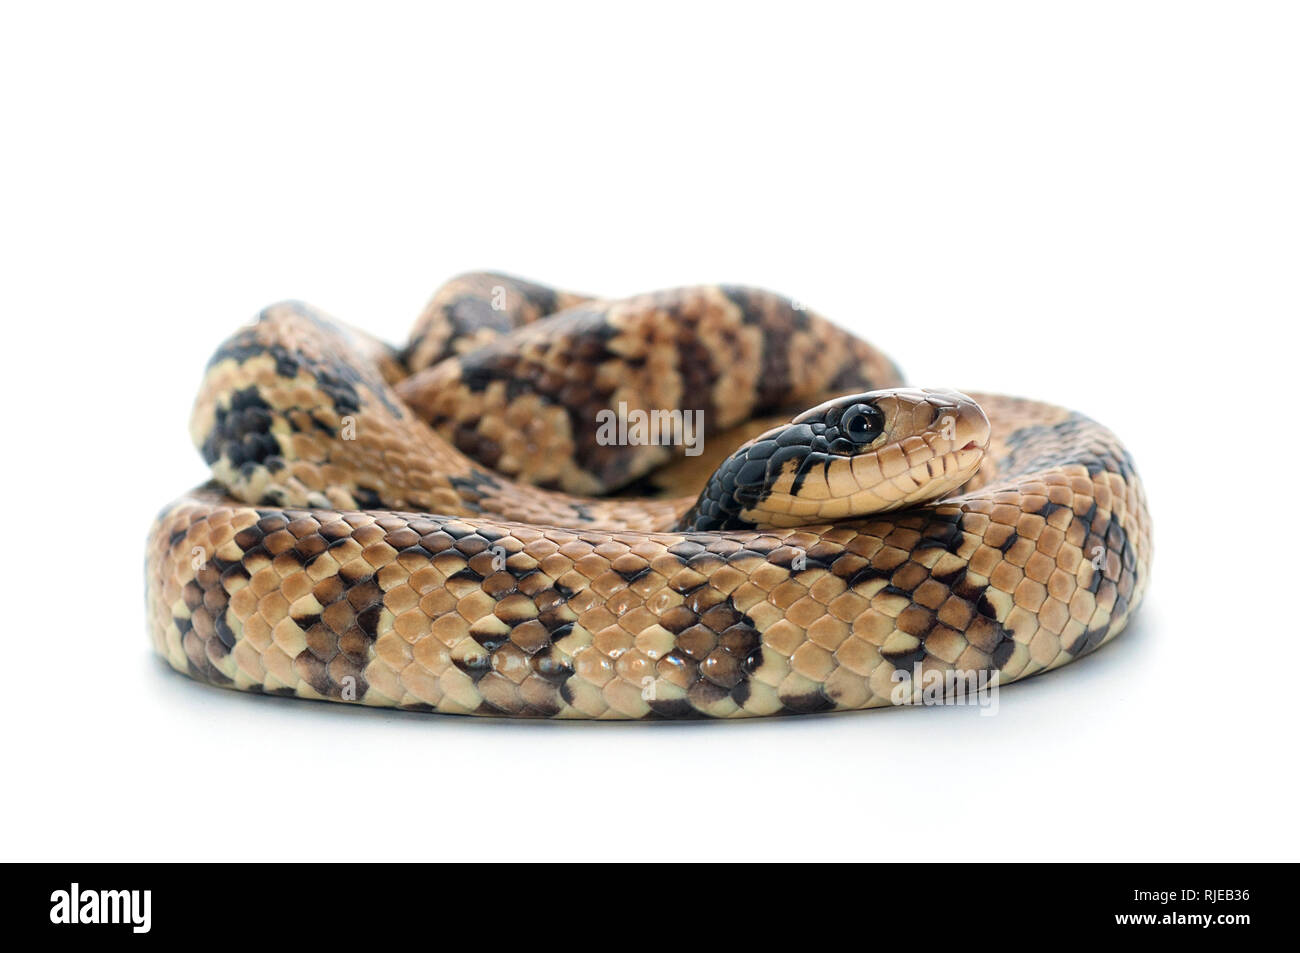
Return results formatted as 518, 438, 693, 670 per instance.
145, 273, 1152, 719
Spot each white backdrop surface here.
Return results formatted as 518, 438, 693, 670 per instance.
0, 2, 1295, 861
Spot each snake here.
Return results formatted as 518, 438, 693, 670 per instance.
145, 273, 1153, 719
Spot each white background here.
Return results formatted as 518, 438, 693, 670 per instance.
1, 2, 1295, 861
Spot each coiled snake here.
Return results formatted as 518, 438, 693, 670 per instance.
145, 274, 1152, 718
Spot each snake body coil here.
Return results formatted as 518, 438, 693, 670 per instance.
145, 274, 1152, 718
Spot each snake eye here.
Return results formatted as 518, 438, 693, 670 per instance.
840, 403, 884, 444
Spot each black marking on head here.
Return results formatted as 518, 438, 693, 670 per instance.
786, 450, 831, 500
678, 435, 788, 531
680, 392, 892, 532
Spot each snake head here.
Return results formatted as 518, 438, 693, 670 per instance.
681, 388, 990, 530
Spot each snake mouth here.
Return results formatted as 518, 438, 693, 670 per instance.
960, 440, 980, 452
